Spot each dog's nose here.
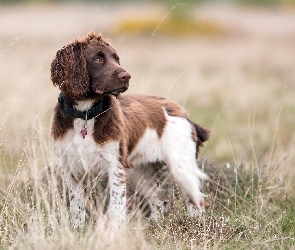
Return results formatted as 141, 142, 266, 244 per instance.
118, 71, 131, 81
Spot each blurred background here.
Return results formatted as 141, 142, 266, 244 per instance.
0, 0, 295, 178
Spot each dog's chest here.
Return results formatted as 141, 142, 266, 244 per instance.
54, 118, 120, 178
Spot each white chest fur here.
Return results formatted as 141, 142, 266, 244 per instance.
54, 99, 121, 178
54, 117, 120, 179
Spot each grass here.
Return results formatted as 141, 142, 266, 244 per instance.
0, 2, 295, 249
0, 137, 293, 248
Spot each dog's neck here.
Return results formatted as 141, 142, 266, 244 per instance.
58, 93, 107, 120
74, 99, 99, 112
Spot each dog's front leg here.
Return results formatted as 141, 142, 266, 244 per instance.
64, 172, 87, 229
108, 165, 127, 228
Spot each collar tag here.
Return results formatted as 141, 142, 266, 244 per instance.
80, 125, 87, 139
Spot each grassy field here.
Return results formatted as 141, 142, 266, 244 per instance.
0, 2, 294, 249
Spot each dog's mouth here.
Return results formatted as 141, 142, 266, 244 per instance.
94, 86, 128, 95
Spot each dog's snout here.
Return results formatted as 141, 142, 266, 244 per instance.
118, 71, 131, 81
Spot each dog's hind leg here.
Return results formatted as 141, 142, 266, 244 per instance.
162, 114, 208, 216
166, 157, 207, 216
129, 162, 169, 220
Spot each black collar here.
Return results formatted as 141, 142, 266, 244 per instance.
58, 93, 105, 120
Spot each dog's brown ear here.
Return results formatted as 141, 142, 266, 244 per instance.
51, 41, 89, 99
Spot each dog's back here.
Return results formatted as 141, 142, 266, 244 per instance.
118, 94, 209, 158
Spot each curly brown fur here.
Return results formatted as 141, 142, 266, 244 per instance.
50, 33, 110, 100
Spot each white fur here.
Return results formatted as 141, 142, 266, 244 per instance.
128, 128, 163, 165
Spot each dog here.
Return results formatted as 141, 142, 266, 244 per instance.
50, 32, 209, 229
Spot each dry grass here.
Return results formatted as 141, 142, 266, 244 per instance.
0, 2, 294, 249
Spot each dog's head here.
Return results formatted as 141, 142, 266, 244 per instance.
51, 32, 131, 100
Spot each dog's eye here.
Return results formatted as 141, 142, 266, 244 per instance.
95, 53, 104, 63
113, 54, 120, 64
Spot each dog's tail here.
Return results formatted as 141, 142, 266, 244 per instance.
190, 121, 210, 157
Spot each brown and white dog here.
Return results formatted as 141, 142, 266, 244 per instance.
50, 33, 209, 229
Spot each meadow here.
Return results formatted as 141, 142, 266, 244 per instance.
0, 2, 294, 249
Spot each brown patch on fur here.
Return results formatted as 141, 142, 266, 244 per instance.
51, 103, 74, 140
119, 142, 136, 169
92, 95, 124, 144
112, 168, 127, 186
115, 172, 126, 181
90, 95, 133, 169
164, 103, 188, 118
190, 121, 210, 158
